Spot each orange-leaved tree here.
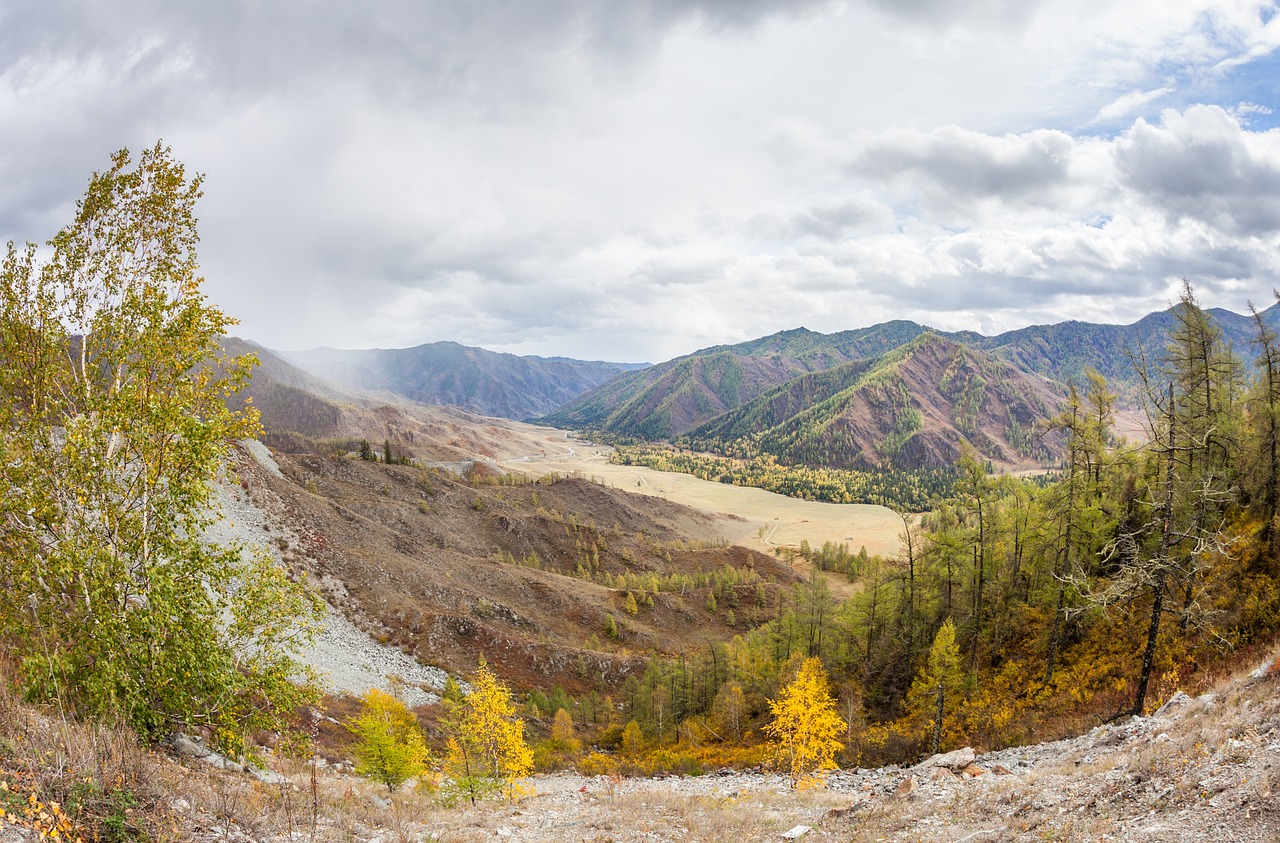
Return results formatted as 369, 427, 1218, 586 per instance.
765, 656, 845, 789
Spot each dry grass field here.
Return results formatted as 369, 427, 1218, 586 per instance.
491, 425, 906, 561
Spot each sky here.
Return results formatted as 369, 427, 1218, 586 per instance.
3, 1, 1280, 364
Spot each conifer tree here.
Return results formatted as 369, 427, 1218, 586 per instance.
347, 688, 430, 794
764, 656, 845, 789
443, 661, 533, 803
908, 618, 963, 756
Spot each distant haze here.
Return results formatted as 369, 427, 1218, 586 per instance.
4, 2, 1280, 361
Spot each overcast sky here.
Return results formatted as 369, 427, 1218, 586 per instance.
3, 1, 1280, 363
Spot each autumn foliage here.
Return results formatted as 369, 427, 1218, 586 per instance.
764, 657, 845, 789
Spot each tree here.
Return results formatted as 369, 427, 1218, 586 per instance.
0, 144, 321, 742
907, 618, 963, 756
442, 661, 533, 803
764, 656, 846, 789
348, 688, 430, 794
359, 439, 375, 461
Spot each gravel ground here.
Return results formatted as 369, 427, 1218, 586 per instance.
208, 441, 454, 706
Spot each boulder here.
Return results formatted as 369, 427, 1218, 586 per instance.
913, 746, 976, 772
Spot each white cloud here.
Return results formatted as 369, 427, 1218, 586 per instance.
2, 0, 1280, 363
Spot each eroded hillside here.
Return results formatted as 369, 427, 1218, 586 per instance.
229, 443, 801, 696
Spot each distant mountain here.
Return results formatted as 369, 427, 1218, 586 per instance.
541, 323, 935, 438
222, 338, 557, 461
282, 342, 648, 420
683, 333, 1065, 470
545, 303, 1280, 446
964, 304, 1280, 399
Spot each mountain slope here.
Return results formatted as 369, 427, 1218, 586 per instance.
966, 303, 1280, 398
542, 323, 936, 438
283, 341, 647, 420
685, 333, 1065, 470
224, 337, 569, 463
546, 303, 1280, 447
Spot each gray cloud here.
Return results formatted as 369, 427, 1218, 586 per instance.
1116, 105, 1280, 236
849, 126, 1080, 219
3, 1, 1280, 365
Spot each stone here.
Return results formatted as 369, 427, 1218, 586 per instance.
895, 775, 918, 798
1154, 691, 1193, 717
913, 746, 976, 772
780, 825, 812, 839
990, 763, 1014, 776
962, 763, 988, 778
930, 766, 956, 781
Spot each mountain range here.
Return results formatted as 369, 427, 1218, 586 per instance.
235, 303, 1280, 473
282, 341, 647, 419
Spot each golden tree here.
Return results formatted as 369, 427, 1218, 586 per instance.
347, 688, 431, 794
443, 661, 533, 803
764, 656, 846, 789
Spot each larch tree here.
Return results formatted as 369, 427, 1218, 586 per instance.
0, 144, 321, 742
908, 618, 963, 757
348, 688, 431, 795
764, 656, 846, 789
443, 660, 534, 803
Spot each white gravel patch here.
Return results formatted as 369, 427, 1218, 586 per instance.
307, 608, 449, 707
205, 451, 455, 708
239, 438, 284, 478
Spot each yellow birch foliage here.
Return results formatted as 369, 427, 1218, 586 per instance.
764, 656, 845, 789
443, 662, 533, 802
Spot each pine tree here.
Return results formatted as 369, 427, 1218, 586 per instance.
347, 688, 430, 794
764, 656, 846, 789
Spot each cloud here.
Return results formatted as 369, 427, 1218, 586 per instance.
847, 126, 1086, 222
4, 1, 1280, 365
1093, 87, 1174, 123
1116, 105, 1280, 236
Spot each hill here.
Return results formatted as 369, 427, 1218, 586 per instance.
541, 322, 936, 439
965, 303, 1280, 400
224, 337, 583, 463
227, 442, 800, 696
684, 333, 1065, 470
544, 303, 1280, 452
282, 341, 647, 420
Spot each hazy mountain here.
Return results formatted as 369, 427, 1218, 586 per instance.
282, 341, 647, 420
222, 338, 570, 462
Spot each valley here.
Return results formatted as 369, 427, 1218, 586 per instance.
491, 425, 906, 559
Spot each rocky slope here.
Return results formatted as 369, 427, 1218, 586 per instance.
53, 646, 1274, 843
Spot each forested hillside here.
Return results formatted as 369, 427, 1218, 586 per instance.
543, 303, 1280, 460
578, 285, 1280, 769
681, 333, 1065, 471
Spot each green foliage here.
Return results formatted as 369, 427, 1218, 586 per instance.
347, 688, 430, 793
908, 619, 963, 756
612, 444, 956, 510
0, 144, 321, 741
